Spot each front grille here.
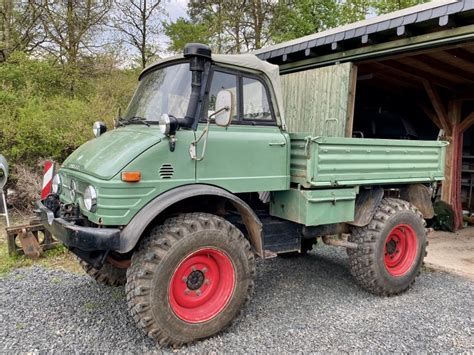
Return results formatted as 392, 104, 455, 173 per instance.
159, 164, 174, 179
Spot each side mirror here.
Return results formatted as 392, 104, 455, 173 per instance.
214, 90, 233, 127
93, 121, 107, 137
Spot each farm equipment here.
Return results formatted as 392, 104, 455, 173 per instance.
36, 44, 447, 347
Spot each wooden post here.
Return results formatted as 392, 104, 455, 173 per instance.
443, 100, 462, 230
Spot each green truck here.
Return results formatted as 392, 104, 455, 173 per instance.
37, 44, 447, 347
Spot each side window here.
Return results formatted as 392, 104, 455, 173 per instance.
242, 77, 272, 121
208, 71, 238, 120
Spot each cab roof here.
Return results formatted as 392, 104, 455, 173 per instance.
141, 53, 286, 126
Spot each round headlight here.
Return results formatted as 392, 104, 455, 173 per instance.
69, 179, 77, 201
83, 185, 97, 212
159, 114, 171, 135
51, 174, 61, 194
93, 121, 107, 137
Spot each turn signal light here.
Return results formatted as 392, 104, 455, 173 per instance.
122, 171, 141, 182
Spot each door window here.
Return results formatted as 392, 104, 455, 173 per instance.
242, 77, 272, 121
208, 71, 238, 120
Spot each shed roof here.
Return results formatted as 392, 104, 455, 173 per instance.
255, 0, 474, 68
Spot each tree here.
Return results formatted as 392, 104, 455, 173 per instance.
112, 0, 165, 68
271, 0, 341, 43
184, 0, 275, 54
36, 0, 111, 66
0, 0, 44, 62
371, 0, 431, 15
163, 17, 209, 54
340, 0, 371, 24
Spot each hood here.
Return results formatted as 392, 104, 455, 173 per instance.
63, 126, 163, 180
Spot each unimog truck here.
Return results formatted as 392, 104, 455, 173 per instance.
36, 44, 447, 346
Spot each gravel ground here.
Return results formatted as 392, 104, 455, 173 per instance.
1, 246, 473, 353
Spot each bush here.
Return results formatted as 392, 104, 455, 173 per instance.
0, 51, 138, 211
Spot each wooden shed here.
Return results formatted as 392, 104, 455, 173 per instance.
255, 0, 474, 230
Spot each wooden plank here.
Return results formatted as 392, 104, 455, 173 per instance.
345, 64, 358, 137
281, 63, 353, 136
423, 81, 451, 134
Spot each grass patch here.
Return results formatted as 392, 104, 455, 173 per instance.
0, 214, 83, 275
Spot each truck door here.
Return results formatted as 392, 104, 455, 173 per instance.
195, 68, 289, 193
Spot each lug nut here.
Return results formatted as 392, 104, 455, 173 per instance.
182, 276, 188, 282
191, 266, 197, 272
196, 290, 201, 296
202, 267, 208, 273
184, 289, 190, 295
204, 279, 210, 285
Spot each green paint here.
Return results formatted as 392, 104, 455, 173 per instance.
195, 124, 290, 192
53, 56, 448, 234
270, 187, 357, 226
290, 134, 447, 188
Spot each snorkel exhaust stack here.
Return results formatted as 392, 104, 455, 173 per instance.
181, 43, 212, 129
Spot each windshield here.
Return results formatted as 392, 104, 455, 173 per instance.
124, 62, 192, 122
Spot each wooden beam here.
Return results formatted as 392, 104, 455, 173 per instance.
459, 112, 474, 133
412, 55, 474, 83
377, 60, 456, 91
423, 81, 451, 134
418, 101, 442, 129
446, 48, 474, 63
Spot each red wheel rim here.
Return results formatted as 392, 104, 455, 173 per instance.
384, 224, 418, 277
168, 248, 235, 323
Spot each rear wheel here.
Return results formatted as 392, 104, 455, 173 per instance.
348, 198, 427, 296
126, 213, 255, 347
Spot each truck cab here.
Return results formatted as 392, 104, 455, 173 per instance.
37, 44, 447, 347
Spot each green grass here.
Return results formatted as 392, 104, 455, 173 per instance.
0, 214, 83, 275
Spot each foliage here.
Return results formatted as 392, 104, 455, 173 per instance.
163, 17, 210, 54
0, 51, 138, 180
372, 0, 431, 15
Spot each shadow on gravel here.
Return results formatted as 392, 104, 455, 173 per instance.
1, 246, 473, 353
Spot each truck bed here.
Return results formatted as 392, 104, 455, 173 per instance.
290, 134, 448, 188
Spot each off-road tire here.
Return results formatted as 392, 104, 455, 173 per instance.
79, 259, 127, 286
126, 213, 256, 347
348, 198, 427, 296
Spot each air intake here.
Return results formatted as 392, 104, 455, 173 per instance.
159, 164, 174, 179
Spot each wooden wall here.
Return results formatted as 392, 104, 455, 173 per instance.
280, 62, 356, 136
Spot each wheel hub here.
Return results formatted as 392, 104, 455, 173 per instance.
383, 224, 418, 277
169, 248, 235, 323
385, 239, 397, 255
186, 270, 205, 290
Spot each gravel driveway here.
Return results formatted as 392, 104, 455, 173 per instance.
1, 246, 473, 353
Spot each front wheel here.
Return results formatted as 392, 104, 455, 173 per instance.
126, 213, 256, 347
348, 198, 427, 296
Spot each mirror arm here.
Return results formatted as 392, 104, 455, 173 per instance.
189, 106, 229, 161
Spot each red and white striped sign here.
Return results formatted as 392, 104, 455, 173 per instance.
41, 161, 54, 200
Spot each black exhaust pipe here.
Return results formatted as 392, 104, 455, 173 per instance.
179, 43, 212, 129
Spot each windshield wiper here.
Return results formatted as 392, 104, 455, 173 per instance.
117, 116, 150, 127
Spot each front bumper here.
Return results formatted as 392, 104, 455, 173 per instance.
35, 200, 121, 251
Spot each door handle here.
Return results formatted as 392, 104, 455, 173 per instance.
269, 142, 286, 146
